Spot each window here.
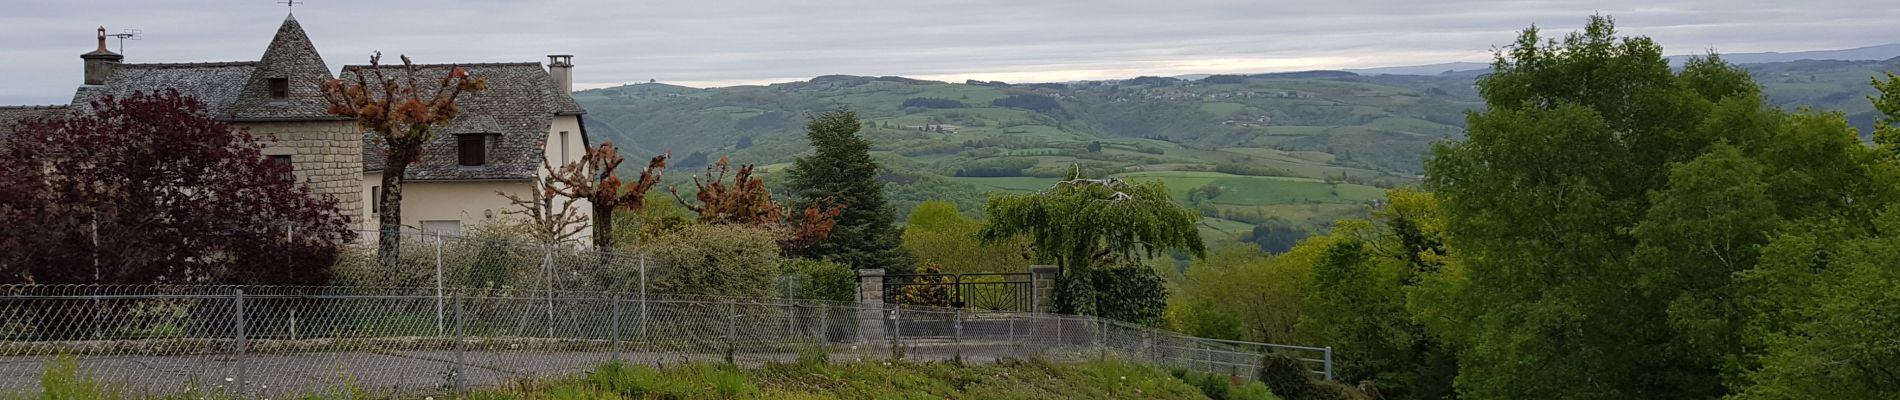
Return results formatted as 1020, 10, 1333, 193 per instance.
268, 155, 294, 181
458, 135, 486, 166
369, 186, 380, 214
268, 78, 289, 99
559, 131, 570, 163
420, 220, 462, 237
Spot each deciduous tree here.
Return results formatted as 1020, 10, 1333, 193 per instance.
546, 142, 667, 250
980, 166, 1202, 322
0, 91, 354, 285
672, 156, 843, 252
322, 52, 486, 274
498, 158, 589, 245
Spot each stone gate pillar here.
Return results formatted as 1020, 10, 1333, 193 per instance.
1030, 265, 1059, 313
855, 268, 886, 342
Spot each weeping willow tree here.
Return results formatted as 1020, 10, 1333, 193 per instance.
979, 167, 1204, 322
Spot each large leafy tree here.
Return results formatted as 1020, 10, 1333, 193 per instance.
979, 168, 1204, 272
980, 167, 1203, 321
0, 91, 354, 285
1722, 74, 1900, 399
1294, 189, 1458, 400
1425, 16, 1751, 399
784, 110, 911, 270
1423, 16, 1893, 399
900, 201, 1031, 274
321, 53, 486, 274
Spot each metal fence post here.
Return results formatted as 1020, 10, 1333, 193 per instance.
1006, 314, 1015, 350
816, 302, 829, 344
1323, 346, 1335, 381
542, 245, 555, 338
289, 306, 299, 341
610, 293, 623, 363
232, 289, 247, 391
725, 301, 739, 364
434, 236, 445, 336
1055, 315, 1063, 348
1203, 342, 1214, 373
891, 304, 903, 358
638, 253, 648, 340
453, 293, 467, 394
953, 309, 963, 361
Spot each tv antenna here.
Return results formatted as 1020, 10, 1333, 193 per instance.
106, 29, 140, 55
279, 0, 303, 12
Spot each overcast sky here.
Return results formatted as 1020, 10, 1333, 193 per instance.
3, 0, 1897, 104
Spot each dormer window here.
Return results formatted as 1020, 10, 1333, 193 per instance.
268, 78, 289, 99
458, 135, 488, 166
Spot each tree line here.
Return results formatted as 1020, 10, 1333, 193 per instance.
1165, 16, 1900, 399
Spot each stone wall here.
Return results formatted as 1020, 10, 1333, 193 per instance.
855, 268, 886, 343
238, 120, 364, 226
1030, 265, 1059, 313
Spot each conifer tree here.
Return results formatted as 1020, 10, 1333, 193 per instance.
785, 110, 911, 270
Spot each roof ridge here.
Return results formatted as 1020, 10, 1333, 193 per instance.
343, 62, 542, 69
122, 61, 258, 68
0, 105, 70, 110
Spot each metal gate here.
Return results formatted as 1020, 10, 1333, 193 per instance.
884, 272, 1033, 312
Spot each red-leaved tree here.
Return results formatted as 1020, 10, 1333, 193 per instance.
547, 142, 667, 250
670, 156, 843, 252
0, 90, 355, 285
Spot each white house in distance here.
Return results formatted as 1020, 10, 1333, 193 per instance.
0, 14, 594, 239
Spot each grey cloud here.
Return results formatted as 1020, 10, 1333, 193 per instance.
2, 0, 1897, 104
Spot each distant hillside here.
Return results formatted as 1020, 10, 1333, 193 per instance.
1346, 62, 1492, 76
1332, 43, 1900, 77
1667, 43, 1900, 65
573, 56, 1898, 249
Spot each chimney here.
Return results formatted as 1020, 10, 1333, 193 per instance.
80, 26, 123, 86
547, 55, 574, 94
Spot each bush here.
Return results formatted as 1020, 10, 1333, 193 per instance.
641, 224, 783, 298
1258, 353, 1321, 400
1232, 382, 1279, 400
782, 259, 856, 302
1055, 262, 1169, 326
1256, 353, 1370, 400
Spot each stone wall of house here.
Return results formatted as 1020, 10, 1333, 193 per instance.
238, 120, 364, 225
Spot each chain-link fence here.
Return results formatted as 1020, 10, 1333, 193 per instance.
0, 284, 1330, 397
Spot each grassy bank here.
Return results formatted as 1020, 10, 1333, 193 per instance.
471, 357, 1278, 400
12, 354, 1278, 399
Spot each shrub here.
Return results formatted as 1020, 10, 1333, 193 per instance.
1056, 262, 1170, 326
1231, 381, 1279, 400
1190, 372, 1231, 399
641, 224, 783, 298
1256, 353, 1371, 400
1258, 353, 1321, 400
782, 259, 856, 302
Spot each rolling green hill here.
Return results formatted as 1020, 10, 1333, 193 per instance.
575, 58, 1899, 250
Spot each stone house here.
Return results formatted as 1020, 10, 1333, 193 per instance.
0, 15, 593, 239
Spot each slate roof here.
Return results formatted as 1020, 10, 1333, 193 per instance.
6, 14, 587, 182
352, 62, 582, 181
0, 105, 69, 140
68, 62, 257, 117
225, 15, 342, 121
